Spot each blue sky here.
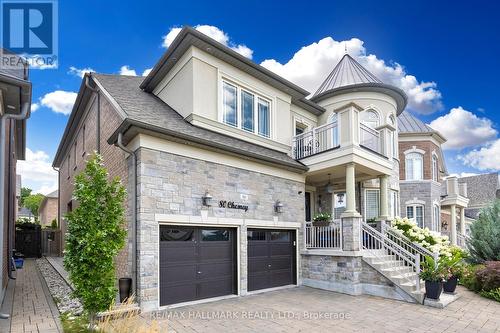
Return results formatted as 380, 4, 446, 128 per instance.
18, 0, 500, 193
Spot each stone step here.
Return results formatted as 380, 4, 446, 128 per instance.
391, 272, 418, 284
380, 265, 414, 275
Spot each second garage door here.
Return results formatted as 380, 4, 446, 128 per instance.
247, 229, 296, 291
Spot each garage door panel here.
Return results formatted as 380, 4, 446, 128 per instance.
160, 226, 236, 306
247, 229, 296, 292
160, 265, 198, 284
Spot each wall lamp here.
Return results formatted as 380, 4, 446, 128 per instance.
274, 200, 284, 214
202, 191, 213, 207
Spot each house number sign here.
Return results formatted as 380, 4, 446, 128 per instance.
219, 200, 249, 212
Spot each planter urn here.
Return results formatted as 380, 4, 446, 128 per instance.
443, 276, 458, 294
119, 278, 132, 303
425, 280, 443, 300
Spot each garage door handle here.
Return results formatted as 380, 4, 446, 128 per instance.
268, 264, 271, 268
197, 271, 202, 274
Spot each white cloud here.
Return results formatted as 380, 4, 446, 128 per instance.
429, 107, 497, 150
119, 65, 137, 76
17, 148, 58, 195
40, 90, 77, 115
260, 36, 442, 114
31, 103, 39, 112
447, 172, 479, 178
459, 139, 500, 171
163, 25, 253, 59
142, 68, 152, 76
68, 66, 94, 78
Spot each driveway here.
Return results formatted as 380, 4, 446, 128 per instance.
143, 286, 500, 333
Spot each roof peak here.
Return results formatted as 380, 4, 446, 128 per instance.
313, 53, 382, 97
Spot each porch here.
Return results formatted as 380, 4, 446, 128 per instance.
441, 176, 469, 246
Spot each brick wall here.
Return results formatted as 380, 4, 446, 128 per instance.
39, 198, 58, 226
58, 92, 131, 279
399, 140, 442, 181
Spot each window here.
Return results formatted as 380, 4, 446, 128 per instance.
201, 229, 230, 241
405, 152, 423, 180
390, 190, 399, 218
222, 81, 238, 127
407, 205, 424, 228
67, 155, 70, 179
248, 230, 266, 241
365, 189, 380, 220
222, 80, 271, 138
433, 204, 440, 231
390, 131, 397, 158
258, 98, 270, 137
361, 110, 379, 128
432, 154, 439, 182
160, 228, 194, 241
270, 231, 289, 241
73, 143, 77, 167
330, 113, 339, 146
82, 125, 86, 155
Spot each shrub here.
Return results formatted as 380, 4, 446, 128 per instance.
476, 261, 500, 292
51, 218, 58, 229
480, 288, 500, 302
467, 199, 500, 263
460, 264, 484, 292
64, 153, 127, 321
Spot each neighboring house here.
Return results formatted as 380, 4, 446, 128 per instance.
17, 207, 35, 222
398, 111, 469, 244
457, 173, 500, 230
54, 27, 429, 311
0, 50, 31, 310
39, 190, 59, 227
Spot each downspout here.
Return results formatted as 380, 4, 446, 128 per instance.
85, 75, 101, 153
115, 132, 137, 297
0, 102, 30, 319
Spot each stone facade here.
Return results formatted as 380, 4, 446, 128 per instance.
399, 181, 442, 230
136, 147, 305, 311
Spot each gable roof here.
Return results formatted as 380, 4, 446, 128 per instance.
140, 26, 324, 116
45, 190, 58, 198
65, 74, 307, 173
313, 54, 382, 96
310, 54, 407, 114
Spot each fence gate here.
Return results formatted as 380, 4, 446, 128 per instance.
41, 229, 62, 256
15, 225, 42, 258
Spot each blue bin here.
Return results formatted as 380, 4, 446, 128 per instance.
14, 258, 24, 269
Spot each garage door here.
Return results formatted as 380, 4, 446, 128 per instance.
247, 229, 296, 291
159, 226, 236, 306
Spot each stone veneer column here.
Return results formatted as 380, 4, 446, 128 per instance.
450, 204, 457, 245
342, 163, 362, 251
378, 175, 389, 220
460, 207, 466, 236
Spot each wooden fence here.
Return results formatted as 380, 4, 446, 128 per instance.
41, 229, 62, 257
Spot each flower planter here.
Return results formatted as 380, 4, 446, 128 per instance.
425, 280, 443, 300
312, 220, 331, 227
443, 276, 458, 294
119, 278, 132, 303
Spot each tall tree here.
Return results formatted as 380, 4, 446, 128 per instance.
20, 187, 32, 207
64, 153, 127, 320
24, 193, 45, 218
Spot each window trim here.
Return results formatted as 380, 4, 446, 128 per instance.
405, 152, 424, 180
406, 204, 425, 228
433, 204, 440, 232
220, 78, 273, 139
432, 153, 439, 182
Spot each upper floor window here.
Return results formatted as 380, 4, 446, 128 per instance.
433, 204, 440, 232
361, 110, 379, 128
405, 152, 423, 180
407, 204, 424, 228
432, 154, 439, 182
222, 80, 271, 138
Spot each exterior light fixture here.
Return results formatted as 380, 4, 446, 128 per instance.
202, 191, 213, 207
274, 200, 284, 214
326, 173, 333, 194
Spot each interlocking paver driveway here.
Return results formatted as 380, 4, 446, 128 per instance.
145, 286, 500, 333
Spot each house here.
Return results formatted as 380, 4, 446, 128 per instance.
17, 207, 35, 222
455, 172, 500, 232
39, 190, 59, 227
54, 27, 440, 311
0, 50, 31, 313
397, 111, 469, 245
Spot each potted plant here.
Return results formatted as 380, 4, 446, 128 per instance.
442, 247, 465, 294
420, 255, 445, 300
312, 212, 332, 226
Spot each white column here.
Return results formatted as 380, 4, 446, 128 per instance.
460, 207, 466, 235
378, 175, 389, 220
342, 163, 360, 217
450, 204, 457, 245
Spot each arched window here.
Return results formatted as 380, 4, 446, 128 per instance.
433, 204, 440, 231
361, 110, 379, 128
432, 154, 439, 182
405, 152, 423, 180
330, 113, 339, 147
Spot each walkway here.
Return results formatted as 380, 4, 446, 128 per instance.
145, 286, 500, 332
0, 259, 62, 333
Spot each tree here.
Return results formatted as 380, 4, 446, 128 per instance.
20, 187, 32, 207
63, 153, 127, 320
24, 193, 45, 218
467, 199, 500, 263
